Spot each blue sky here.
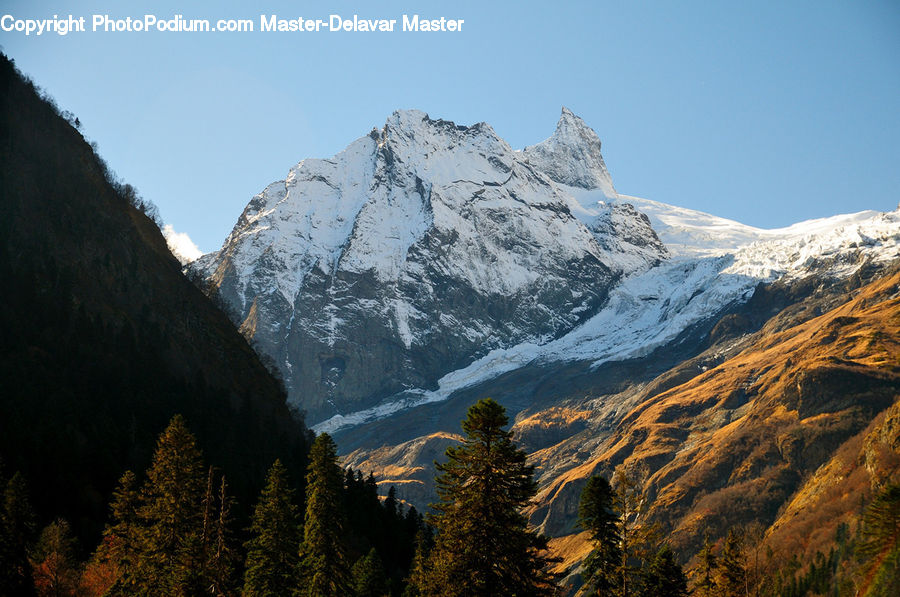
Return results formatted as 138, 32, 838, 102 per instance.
2, 0, 899, 252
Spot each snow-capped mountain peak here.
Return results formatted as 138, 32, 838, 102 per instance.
523, 107, 616, 196
196, 109, 666, 423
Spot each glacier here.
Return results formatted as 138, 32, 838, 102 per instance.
190, 105, 899, 430
315, 204, 900, 433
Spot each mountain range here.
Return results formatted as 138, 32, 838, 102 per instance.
193, 106, 900, 584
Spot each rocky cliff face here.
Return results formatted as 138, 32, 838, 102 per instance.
195, 109, 667, 423
190, 99, 900, 587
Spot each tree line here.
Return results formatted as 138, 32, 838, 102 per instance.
5, 399, 896, 596
0, 399, 692, 596
0, 415, 421, 596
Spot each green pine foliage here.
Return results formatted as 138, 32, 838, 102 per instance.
136, 414, 207, 595
403, 527, 434, 597
578, 471, 687, 597
579, 474, 622, 595
85, 415, 239, 596
342, 469, 425, 595
353, 547, 389, 597
860, 483, 900, 597
88, 470, 141, 595
639, 545, 688, 597
421, 398, 556, 596
611, 469, 660, 597
75, 420, 422, 597
693, 535, 718, 597
717, 528, 747, 597
243, 460, 302, 597
762, 485, 900, 597
299, 433, 352, 596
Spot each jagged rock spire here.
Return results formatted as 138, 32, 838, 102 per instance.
523, 107, 616, 195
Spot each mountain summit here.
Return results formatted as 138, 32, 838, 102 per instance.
195, 109, 667, 423
523, 107, 616, 194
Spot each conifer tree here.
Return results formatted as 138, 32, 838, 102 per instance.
83, 470, 141, 595
136, 414, 206, 595
422, 398, 556, 596
352, 547, 389, 597
861, 483, 900, 559
403, 527, 433, 597
611, 468, 658, 597
579, 474, 622, 595
639, 545, 688, 597
298, 433, 351, 596
30, 518, 80, 597
693, 534, 718, 597
384, 485, 399, 521
718, 527, 747, 597
0, 471, 37, 596
860, 483, 900, 596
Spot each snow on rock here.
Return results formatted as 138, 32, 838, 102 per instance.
523, 107, 617, 196
198, 102, 900, 432
197, 108, 668, 424
315, 206, 900, 434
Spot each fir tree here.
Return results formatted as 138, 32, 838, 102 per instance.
860, 483, 900, 596
244, 460, 300, 597
352, 547, 389, 597
693, 534, 718, 597
718, 527, 747, 597
88, 471, 142, 596
579, 474, 622, 595
421, 398, 556, 596
136, 414, 206, 596
384, 485, 399, 521
243, 460, 302, 596
860, 483, 900, 560
299, 433, 352, 596
86, 470, 141, 596
403, 527, 433, 597
639, 545, 688, 597
0, 471, 37, 596
611, 468, 658, 597
30, 518, 80, 597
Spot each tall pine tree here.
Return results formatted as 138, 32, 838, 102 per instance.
639, 545, 688, 597
717, 527, 747, 597
403, 527, 433, 597
579, 474, 621, 595
299, 433, 351, 596
243, 460, 301, 597
352, 547, 389, 597
136, 414, 206, 596
611, 468, 658, 597
693, 534, 718, 597
84, 470, 141, 595
421, 398, 556, 596
860, 483, 900, 596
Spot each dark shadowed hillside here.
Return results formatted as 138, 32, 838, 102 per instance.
0, 53, 312, 544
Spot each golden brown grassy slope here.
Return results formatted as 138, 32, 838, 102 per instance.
543, 266, 900, 566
